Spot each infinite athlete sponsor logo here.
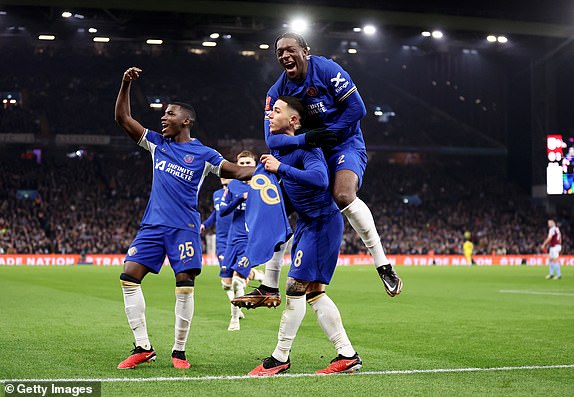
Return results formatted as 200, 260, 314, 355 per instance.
307, 101, 326, 115
155, 160, 194, 181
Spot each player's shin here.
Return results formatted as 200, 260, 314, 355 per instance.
272, 294, 306, 362
341, 197, 389, 268
262, 239, 290, 289
173, 283, 194, 352
120, 274, 151, 350
308, 292, 355, 358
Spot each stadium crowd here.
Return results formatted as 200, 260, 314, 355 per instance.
1, 152, 570, 256
0, 42, 571, 257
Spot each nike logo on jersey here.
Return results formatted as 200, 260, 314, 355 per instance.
330, 72, 346, 87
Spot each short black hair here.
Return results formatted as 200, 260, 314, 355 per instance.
274, 32, 309, 51
170, 101, 196, 122
277, 95, 306, 128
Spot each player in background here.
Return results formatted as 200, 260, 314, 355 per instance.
541, 219, 562, 280
201, 178, 246, 322
114, 67, 254, 369
248, 32, 402, 304
201, 178, 232, 266
219, 150, 260, 331
463, 231, 474, 265
249, 96, 361, 376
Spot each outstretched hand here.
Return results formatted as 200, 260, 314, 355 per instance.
123, 67, 143, 82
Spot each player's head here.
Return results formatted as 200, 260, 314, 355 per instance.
274, 32, 310, 82
268, 96, 305, 135
236, 150, 257, 167
548, 219, 556, 227
161, 102, 196, 137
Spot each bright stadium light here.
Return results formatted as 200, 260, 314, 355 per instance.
38, 35, 55, 41
363, 25, 376, 35
486, 35, 497, 42
93, 37, 110, 43
347, 48, 358, 54
202, 41, 217, 47
421, 31, 431, 37
431, 30, 443, 39
353, 27, 362, 32
146, 39, 163, 45
61, 11, 72, 18
497, 35, 508, 43
88, 27, 97, 33
259, 43, 270, 50
209, 33, 220, 39
290, 18, 308, 33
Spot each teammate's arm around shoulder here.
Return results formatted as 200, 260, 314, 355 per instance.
115, 67, 146, 143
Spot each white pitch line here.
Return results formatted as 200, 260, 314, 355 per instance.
1, 364, 573, 383
499, 289, 574, 297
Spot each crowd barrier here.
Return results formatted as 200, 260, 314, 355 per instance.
0, 254, 573, 266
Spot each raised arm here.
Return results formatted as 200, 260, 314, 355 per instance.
114, 67, 146, 143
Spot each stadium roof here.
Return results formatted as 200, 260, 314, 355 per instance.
2, 0, 574, 46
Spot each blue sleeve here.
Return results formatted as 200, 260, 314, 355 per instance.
320, 59, 367, 134
219, 194, 245, 217
203, 210, 216, 228
327, 90, 367, 134
277, 150, 329, 189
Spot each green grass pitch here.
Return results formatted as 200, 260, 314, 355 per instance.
0, 264, 572, 396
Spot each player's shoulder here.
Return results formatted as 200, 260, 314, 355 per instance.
311, 55, 343, 71
143, 128, 164, 143
192, 139, 223, 157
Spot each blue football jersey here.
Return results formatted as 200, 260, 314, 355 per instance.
276, 147, 339, 220
138, 129, 224, 231
221, 179, 250, 245
212, 188, 232, 254
265, 55, 366, 150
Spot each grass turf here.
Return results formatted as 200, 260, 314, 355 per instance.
0, 264, 572, 396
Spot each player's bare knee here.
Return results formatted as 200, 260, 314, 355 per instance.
286, 278, 308, 296
333, 190, 356, 209
221, 279, 232, 291
175, 269, 199, 284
